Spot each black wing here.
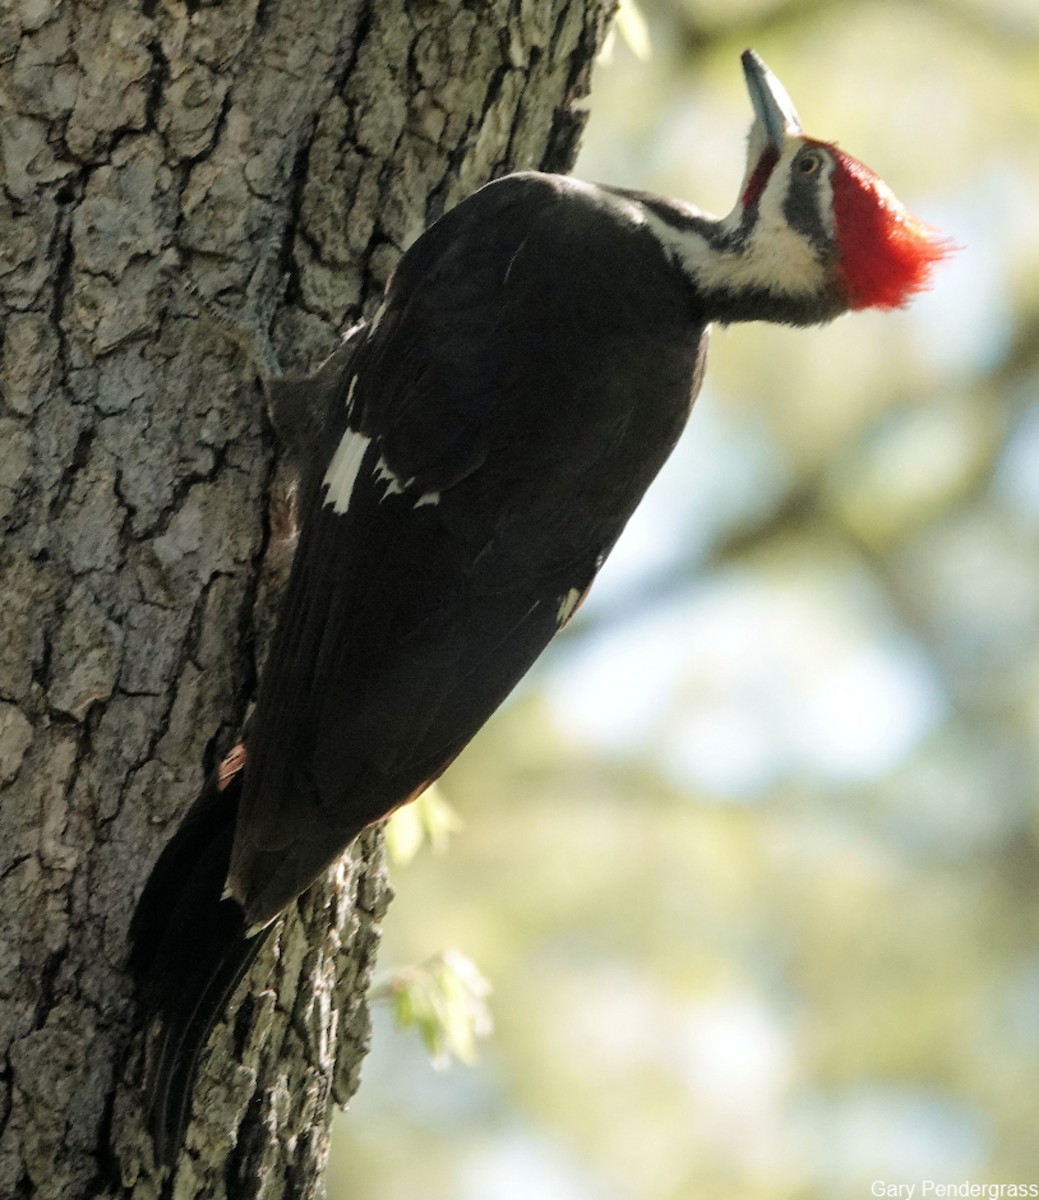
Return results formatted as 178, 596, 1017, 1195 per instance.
131, 173, 707, 1156
229, 173, 706, 925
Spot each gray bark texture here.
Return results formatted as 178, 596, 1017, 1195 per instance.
0, 1, 614, 1196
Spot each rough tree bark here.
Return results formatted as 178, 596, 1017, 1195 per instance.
0, 2, 614, 1196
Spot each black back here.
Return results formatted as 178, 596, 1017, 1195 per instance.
231, 172, 710, 923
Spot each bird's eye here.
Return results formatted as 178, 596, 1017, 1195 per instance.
798, 152, 823, 174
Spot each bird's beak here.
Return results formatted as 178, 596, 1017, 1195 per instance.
741, 49, 803, 149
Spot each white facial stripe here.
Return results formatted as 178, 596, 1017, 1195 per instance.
702, 220, 826, 297
645, 141, 829, 302
757, 143, 795, 220
414, 491, 440, 508
648, 211, 826, 300
816, 165, 835, 240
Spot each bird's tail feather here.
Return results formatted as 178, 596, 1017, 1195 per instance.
128, 753, 272, 1162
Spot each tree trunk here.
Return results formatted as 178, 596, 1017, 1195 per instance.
0, 2, 613, 1196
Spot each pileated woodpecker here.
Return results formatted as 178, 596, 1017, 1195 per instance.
130, 51, 950, 1158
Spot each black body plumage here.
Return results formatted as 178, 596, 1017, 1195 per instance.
132, 172, 710, 1158
129, 50, 946, 1161
129, 762, 272, 1158
233, 173, 709, 922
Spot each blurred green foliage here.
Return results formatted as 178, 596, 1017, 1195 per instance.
329, 3, 1039, 1197
374, 948, 493, 1069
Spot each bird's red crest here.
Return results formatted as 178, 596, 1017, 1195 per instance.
825, 143, 953, 311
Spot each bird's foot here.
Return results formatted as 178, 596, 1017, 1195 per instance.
162, 229, 288, 385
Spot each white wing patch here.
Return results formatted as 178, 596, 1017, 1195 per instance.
368, 299, 389, 336
322, 374, 444, 514
323, 427, 371, 513
374, 456, 441, 508
557, 587, 583, 625
374, 456, 405, 498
